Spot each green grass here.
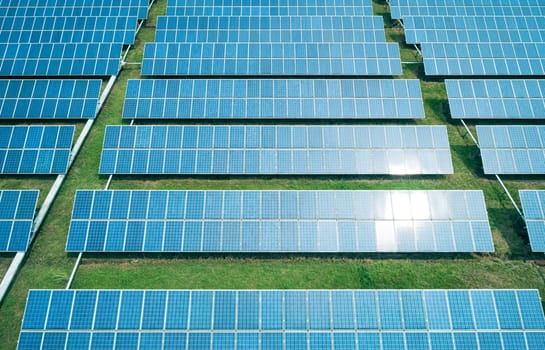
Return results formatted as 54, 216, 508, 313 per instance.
1, 0, 545, 348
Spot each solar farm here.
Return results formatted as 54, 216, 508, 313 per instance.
3, 0, 545, 349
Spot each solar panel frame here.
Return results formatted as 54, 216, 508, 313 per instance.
519, 190, 545, 252
476, 125, 545, 174
66, 189, 493, 253
0, 190, 39, 251
0, 125, 75, 174
141, 42, 403, 76
98, 125, 453, 175
0, 79, 101, 119
446, 79, 545, 119
122, 79, 425, 120
18, 289, 545, 350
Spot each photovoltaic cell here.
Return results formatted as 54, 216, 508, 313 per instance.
0, 16, 138, 45
122, 79, 425, 120
0, 190, 39, 251
519, 190, 545, 252
99, 125, 453, 175
0, 125, 74, 174
0, 43, 122, 77
477, 125, 545, 175
66, 190, 493, 253
422, 42, 545, 76
0, 79, 101, 119
446, 79, 545, 119
155, 16, 387, 43
18, 289, 545, 350
141, 42, 403, 76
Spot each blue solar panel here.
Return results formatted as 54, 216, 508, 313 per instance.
404, 16, 545, 44
99, 125, 453, 175
0, 43, 122, 77
122, 79, 425, 120
0, 16, 138, 45
0, 79, 101, 119
0, 125, 74, 174
18, 289, 545, 350
141, 42, 403, 76
446, 79, 545, 120
422, 43, 545, 76
155, 16, 387, 43
519, 190, 545, 252
166, 0, 374, 16
0, 190, 39, 252
477, 125, 545, 175
66, 190, 493, 253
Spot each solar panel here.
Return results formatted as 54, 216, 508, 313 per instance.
403, 16, 545, 44
18, 289, 545, 350
141, 43, 403, 76
422, 43, 545, 76
446, 79, 545, 119
166, 0, 373, 16
0, 43, 122, 77
122, 79, 425, 120
99, 125, 453, 175
519, 190, 545, 252
476, 125, 545, 175
0, 79, 101, 119
0, 16, 139, 45
0, 190, 39, 252
66, 190, 493, 253
155, 16, 387, 43
0, 125, 74, 174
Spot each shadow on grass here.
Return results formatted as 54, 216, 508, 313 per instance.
450, 144, 484, 177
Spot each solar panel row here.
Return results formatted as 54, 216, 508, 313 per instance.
0, 16, 138, 45
446, 79, 545, 119
66, 190, 493, 253
519, 190, 545, 252
122, 79, 425, 120
0, 125, 74, 174
0, 190, 39, 252
0, 79, 101, 119
18, 289, 545, 349
99, 125, 453, 175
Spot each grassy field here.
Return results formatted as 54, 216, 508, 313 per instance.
1, 0, 545, 347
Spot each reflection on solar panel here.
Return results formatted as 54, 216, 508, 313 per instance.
0, 125, 74, 174
66, 190, 493, 253
123, 79, 425, 120
476, 125, 545, 175
0, 16, 138, 45
99, 125, 453, 175
422, 43, 545, 76
0, 79, 101, 119
155, 16, 387, 43
446, 79, 545, 119
0, 43, 122, 77
390, 0, 545, 19
404, 16, 545, 44
519, 190, 545, 252
0, 190, 38, 252
166, 0, 373, 16
1, 0, 149, 19
141, 43, 403, 76
18, 289, 545, 350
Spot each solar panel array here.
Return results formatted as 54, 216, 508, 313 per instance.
122, 79, 425, 120
476, 125, 545, 175
0, 79, 101, 119
0, 190, 39, 252
99, 125, 453, 175
0, 125, 74, 174
519, 190, 545, 252
18, 289, 545, 350
66, 190, 493, 253
0, 16, 138, 45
